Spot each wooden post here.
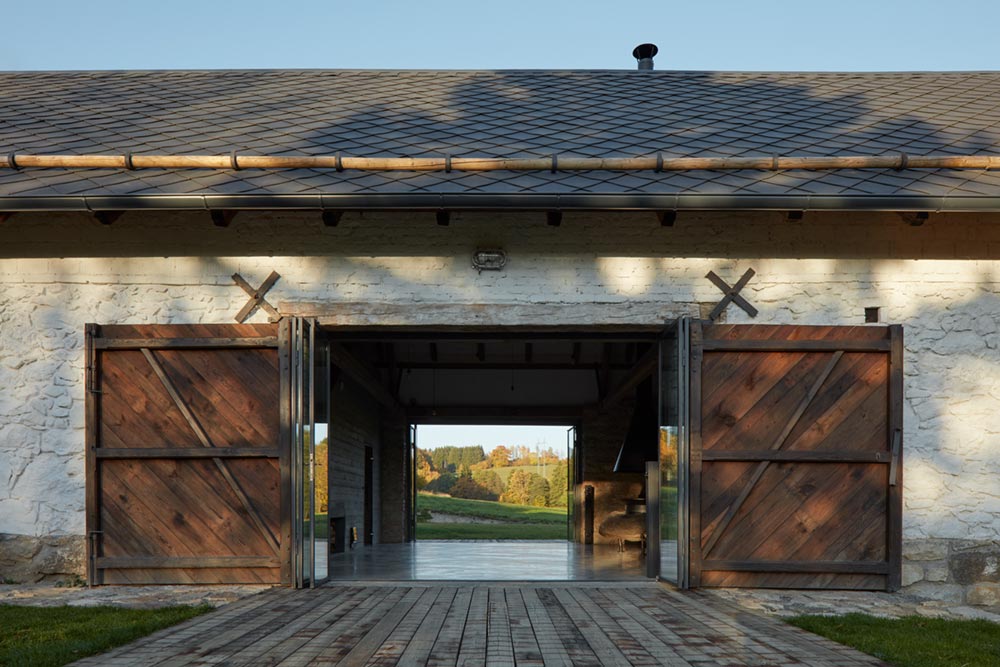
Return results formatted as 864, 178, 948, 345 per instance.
84, 323, 101, 586
887, 325, 904, 591
584, 486, 595, 545
278, 318, 293, 586
688, 320, 703, 588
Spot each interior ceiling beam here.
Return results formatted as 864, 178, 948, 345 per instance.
598, 342, 612, 399
600, 344, 657, 411
406, 406, 584, 421
329, 342, 401, 412
322, 330, 660, 342
375, 361, 631, 371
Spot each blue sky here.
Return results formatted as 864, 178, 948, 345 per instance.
416, 425, 572, 454
3, 1, 997, 72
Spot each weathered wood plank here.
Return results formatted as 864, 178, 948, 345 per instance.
688, 320, 704, 588
701, 350, 844, 557
485, 587, 515, 667
85, 323, 101, 586
95, 447, 279, 459
397, 587, 455, 667
142, 348, 279, 555
702, 560, 889, 574
887, 325, 904, 591
427, 586, 473, 667
551, 588, 632, 666
534, 588, 601, 666
96, 556, 279, 569
336, 587, 424, 667
456, 587, 489, 667
566, 587, 657, 666
519, 588, 573, 667
702, 339, 890, 352
701, 449, 888, 463
94, 336, 279, 349
282, 300, 683, 328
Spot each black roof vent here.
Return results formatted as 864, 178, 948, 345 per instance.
632, 43, 659, 71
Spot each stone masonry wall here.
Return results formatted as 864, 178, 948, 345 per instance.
1, 209, 999, 597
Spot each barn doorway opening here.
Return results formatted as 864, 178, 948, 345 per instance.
413, 424, 572, 542
312, 326, 680, 583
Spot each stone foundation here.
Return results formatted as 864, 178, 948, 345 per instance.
0, 534, 85, 584
902, 538, 1000, 605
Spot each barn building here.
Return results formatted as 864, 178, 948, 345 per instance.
1, 48, 999, 604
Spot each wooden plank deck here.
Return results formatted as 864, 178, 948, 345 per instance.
72, 583, 887, 666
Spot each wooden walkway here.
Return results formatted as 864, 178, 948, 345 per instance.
73, 583, 886, 666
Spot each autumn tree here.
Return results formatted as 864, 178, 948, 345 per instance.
500, 469, 533, 505
487, 445, 512, 468
473, 469, 505, 498
527, 474, 550, 507
548, 465, 568, 507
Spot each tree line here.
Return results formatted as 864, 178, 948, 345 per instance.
417, 444, 567, 508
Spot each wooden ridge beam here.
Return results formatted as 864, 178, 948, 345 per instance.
7, 152, 1000, 172
600, 345, 657, 410
329, 343, 401, 411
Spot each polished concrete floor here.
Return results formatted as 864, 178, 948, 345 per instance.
325, 540, 650, 582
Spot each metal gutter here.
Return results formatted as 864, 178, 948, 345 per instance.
3, 192, 1000, 213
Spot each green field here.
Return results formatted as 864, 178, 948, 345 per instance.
0, 604, 211, 667
416, 492, 568, 540
417, 492, 567, 524
788, 614, 1000, 667
416, 523, 566, 540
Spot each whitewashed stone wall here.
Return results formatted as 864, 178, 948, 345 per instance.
1, 210, 998, 593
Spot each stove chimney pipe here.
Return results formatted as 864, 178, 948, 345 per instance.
632, 43, 659, 71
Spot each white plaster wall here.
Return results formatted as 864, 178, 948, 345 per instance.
1, 210, 999, 543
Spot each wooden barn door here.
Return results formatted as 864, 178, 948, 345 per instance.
689, 323, 902, 590
85, 323, 288, 584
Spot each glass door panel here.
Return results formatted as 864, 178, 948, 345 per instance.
291, 317, 317, 588
566, 426, 577, 542
658, 318, 688, 585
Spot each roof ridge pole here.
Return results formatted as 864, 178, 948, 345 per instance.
3, 152, 1000, 172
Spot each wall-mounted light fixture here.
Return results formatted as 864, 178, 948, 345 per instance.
472, 249, 507, 273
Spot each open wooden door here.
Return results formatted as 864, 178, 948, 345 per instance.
687, 323, 903, 590
85, 323, 287, 584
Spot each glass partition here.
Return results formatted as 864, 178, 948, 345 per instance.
658, 319, 688, 585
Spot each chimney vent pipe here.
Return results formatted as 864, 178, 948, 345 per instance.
632, 43, 659, 70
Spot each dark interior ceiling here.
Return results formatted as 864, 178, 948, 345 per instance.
331, 333, 659, 422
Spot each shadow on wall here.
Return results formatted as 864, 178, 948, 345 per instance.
2, 70, 1000, 584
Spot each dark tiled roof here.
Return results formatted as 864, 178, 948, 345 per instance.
2, 69, 1000, 206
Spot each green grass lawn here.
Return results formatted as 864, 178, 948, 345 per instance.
787, 613, 1000, 667
0, 604, 212, 667
417, 492, 566, 524
416, 523, 566, 540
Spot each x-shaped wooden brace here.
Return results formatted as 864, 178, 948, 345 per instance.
232, 271, 281, 323
706, 268, 758, 321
